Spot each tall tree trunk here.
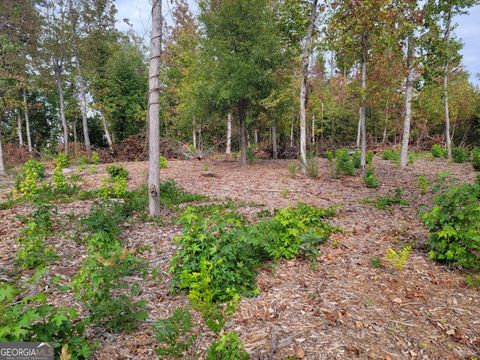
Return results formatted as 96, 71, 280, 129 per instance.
0, 130, 4, 175
311, 113, 315, 145
254, 128, 258, 145
272, 119, 277, 160
17, 110, 24, 147
75, 59, 91, 154
400, 35, 414, 168
444, 13, 452, 159
73, 118, 77, 155
320, 102, 324, 145
22, 89, 32, 152
238, 101, 247, 166
193, 128, 197, 150
147, 0, 162, 216
290, 118, 294, 147
360, 32, 368, 177
299, 0, 318, 174
356, 110, 361, 148
226, 112, 232, 154
54, 67, 69, 154
100, 110, 113, 148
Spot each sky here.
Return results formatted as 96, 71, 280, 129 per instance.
115, 0, 480, 85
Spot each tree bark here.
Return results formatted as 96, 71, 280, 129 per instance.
299, 0, 318, 174
254, 128, 258, 145
272, 119, 277, 160
75, 59, 91, 154
444, 13, 452, 159
54, 66, 69, 154
360, 32, 367, 177
0, 130, 4, 175
400, 35, 414, 168
17, 110, 24, 147
238, 101, 247, 166
22, 89, 32, 152
148, 0, 162, 216
100, 110, 113, 148
226, 112, 232, 154
311, 113, 315, 145
356, 109, 361, 148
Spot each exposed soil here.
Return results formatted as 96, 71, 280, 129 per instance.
1, 157, 479, 360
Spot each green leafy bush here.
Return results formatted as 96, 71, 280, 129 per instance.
431, 144, 447, 158
471, 147, 480, 171
335, 148, 355, 176
418, 175, 429, 194
90, 151, 100, 165
366, 150, 374, 165
306, 156, 318, 178
382, 149, 400, 162
106, 165, 129, 180
154, 308, 196, 358
54, 153, 69, 169
324, 150, 334, 162
452, 147, 468, 163
160, 155, 168, 169
364, 167, 379, 188
385, 246, 411, 271
159, 179, 207, 208
15, 160, 46, 199
422, 181, 480, 269
368, 188, 408, 210
352, 150, 361, 169
206, 332, 249, 360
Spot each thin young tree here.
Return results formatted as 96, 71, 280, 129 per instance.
148, 0, 162, 216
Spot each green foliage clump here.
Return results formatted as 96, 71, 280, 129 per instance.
382, 148, 400, 162
418, 175, 430, 194
368, 188, 409, 210
159, 179, 207, 208
306, 156, 318, 178
16, 204, 57, 269
466, 275, 480, 288
352, 150, 361, 169
246, 145, 257, 164
422, 181, 480, 269
431, 144, 447, 158
99, 165, 129, 199
452, 147, 469, 163
364, 167, 379, 188
106, 165, 129, 180
287, 163, 297, 178
160, 155, 168, 169
0, 271, 92, 359
385, 246, 411, 271
324, 150, 334, 162
471, 147, 480, 171
54, 153, 69, 169
335, 148, 355, 176
90, 151, 100, 165
154, 308, 196, 358
15, 160, 46, 199
370, 257, 382, 268
206, 332, 249, 360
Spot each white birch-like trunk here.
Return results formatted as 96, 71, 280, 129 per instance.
360, 32, 367, 177
272, 120, 277, 160
23, 90, 32, 152
254, 128, 258, 145
75, 59, 91, 153
0, 131, 5, 175
148, 0, 162, 216
400, 35, 414, 168
299, 0, 318, 174
100, 110, 113, 148
193, 128, 197, 150
356, 111, 361, 148
226, 112, 232, 154
54, 67, 69, 154
17, 111, 24, 147
311, 114, 315, 145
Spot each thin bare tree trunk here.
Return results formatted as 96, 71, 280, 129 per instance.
254, 128, 258, 145
299, 0, 318, 174
382, 127, 387, 143
272, 119, 277, 160
0, 130, 4, 175
290, 118, 294, 147
444, 13, 452, 159
73, 118, 77, 155
22, 89, 32, 152
360, 32, 367, 177
100, 110, 113, 148
400, 35, 414, 168
54, 67, 69, 154
17, 111, 24, 147
356, 110, 361, 148
226, 112, 232, 154
148, 0, 162, 216
311, 113, 315, 145
75, 59, 91, 153
238, 101, 247, 166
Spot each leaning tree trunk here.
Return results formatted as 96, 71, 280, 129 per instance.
444, 13, 452, 159
147, 0, 162, 216
100, 110, 113, 148
226, 112, 232, 155
299, 0, 318, 174
400, 35, 414, 168
54, 67, 69, 154
17, 110, 24, 147
238, 101, 248, 166
359, 32, 368, 177
272, 119, 278, 160
75, 59, 91, 154
22, 89, 32, 152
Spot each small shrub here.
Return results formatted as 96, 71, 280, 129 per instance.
287, 163, 297, 178
206, 332, 249, 360
90, 151, 100, 165
385, 246, 411, 271
15, 160, 46, 199
54, 153, 69, 169
431, 144, 447, 158
364, 167, 379, 188
382, 149, 400, 162
366, 150, 374, 165
335, 148, 355, 176
452, 147, 468, 163
352, 150, 361, 169
369, 188, 408, 210
324, 150, 334, 162
106, 165, 128, 180
306, 156, 318, 178
418, 175, 429, 194
422, 181, 480, 269
160, 155, 168, 169
471, 147, 480, 171
371, 257, 382, 268
154, 308, 196, 358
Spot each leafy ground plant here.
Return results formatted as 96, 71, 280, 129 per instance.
364, 188, 409, 210
154, 308, 196, 358
206, 332, 249, 360
385, 246, 411, 271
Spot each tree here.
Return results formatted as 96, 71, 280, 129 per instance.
198, 0, 285, 165
148, 0, 162, 216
